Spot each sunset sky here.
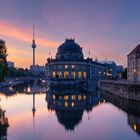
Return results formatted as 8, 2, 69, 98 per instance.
0, 0, 140, 68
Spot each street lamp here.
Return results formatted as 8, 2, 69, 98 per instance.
133, 69, 137, 82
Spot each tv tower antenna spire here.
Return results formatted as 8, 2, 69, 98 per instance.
32, 24, 36, 66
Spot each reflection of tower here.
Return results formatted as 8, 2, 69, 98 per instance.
32, 92, 36, 115
32, 24, 36, 66
32, 80, 36, 132
32, 92, 36, 132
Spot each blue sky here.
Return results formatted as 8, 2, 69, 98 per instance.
0, 0, 140, 67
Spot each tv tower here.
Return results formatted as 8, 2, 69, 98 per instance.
32, 24, 36, 66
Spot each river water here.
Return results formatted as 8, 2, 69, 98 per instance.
0, 82, 140, 140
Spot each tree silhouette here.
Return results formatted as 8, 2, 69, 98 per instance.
0, 39, 7, 82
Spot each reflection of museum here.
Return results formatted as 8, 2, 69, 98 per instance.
46, 89, 103, 131
46, 39, 106, 82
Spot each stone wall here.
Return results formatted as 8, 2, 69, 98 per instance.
98, 80, 140, 101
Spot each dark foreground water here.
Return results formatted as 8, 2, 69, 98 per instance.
0, 82, 140, 140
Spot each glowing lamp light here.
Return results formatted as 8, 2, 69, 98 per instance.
65, 102, 68, 107
71, 102, 74, 107
133, 69, 136, 73
134, 124, 137, 131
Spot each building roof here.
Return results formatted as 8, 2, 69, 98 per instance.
56, 39, 84, 61
128, 44, 140, 56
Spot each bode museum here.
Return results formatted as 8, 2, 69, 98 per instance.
46, 39, 117, 86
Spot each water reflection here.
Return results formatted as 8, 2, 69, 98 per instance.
0, 82, 140, 139
0, 80, 48, 96
46, 89, 103, 131
100, 90, 140, 136
0, 107, 9, 140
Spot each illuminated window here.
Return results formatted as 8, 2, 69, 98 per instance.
53, 95, 56, 99
52, 72, 56, 78
83, 95, 86, 100
58, 72, 62, 78
71, 95, 76, 100
72, 72, 76, 79
64, 95, 68, 100
78, 72, 82, 79
64, 71, 69, 78
65, 102, 68, 107
65, 65, 68, 69
78, 95, 82, 100
72, 65, 75, 69
71, 102, 74, 107
83, 72, 86, 79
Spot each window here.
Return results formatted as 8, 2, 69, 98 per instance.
65, 65, 68, 69
83, 72, 86, 79
53, 95, 55, 99
72, 65, 75, 69
64, 95, 68, 100
72, 72, 76, 79
71, 102, 74, 107
71, 95, 76, 100
64, 71, 69, 78
78, 72, 82, 79
65, 102, 68, 107
58, 72, 62, 78
52, 72, 56, 78
78, 95, 82, 100
83, 95, 86, 100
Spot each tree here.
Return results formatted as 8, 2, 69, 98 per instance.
0, 39, 7, 82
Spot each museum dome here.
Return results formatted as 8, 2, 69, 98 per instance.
56, 39, 84, 61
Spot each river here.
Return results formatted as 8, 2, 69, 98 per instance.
0, 81, 139, 140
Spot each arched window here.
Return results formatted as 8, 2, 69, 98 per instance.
72, 72, 76, 79
78, 72, 82, 79
52, 72, 56, 78
64, 71, 69, 78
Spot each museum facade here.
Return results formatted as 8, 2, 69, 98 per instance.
46, 39, 107, 82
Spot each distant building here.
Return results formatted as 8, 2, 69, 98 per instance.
30, 65, 46, 76
7, 61, 14, 68
127, 44, 140, 82
46, 39, 112, 85
98, 61, 118, 78
116, 65, 124, 78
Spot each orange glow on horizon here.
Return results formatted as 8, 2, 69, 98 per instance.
0, 21, 58, 68
0, 21, 58, 48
